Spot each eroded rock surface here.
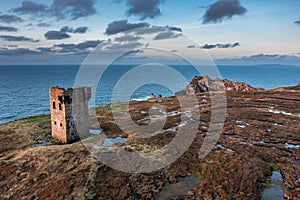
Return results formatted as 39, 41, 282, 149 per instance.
0, 85, 300, 200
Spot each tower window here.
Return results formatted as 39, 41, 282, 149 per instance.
58, 96, 63, 102
60, 123, 62, 127
54, 121, 57, 125
59, 103, 62, 110
53, 102, 56, 109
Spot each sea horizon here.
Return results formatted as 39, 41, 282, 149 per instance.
1, 63, 300, 124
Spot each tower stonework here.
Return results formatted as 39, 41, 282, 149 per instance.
50, 86, 91, 143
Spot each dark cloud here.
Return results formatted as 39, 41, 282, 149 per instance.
105, 20, 150, 35
13, 0, 97, 20
44, 31, 71, 40
201, 42, 240, 49
124, 0, 164, 20
76, 40, 102, 49
7, 45, 18, 47
294, 21, 300, 25
60, 26, 74, 33
52, 40, 102, 53
153, 31, 182, 40
187, 45, 197, 48
115, 0, 164, 20
105, 20, 182, 36
60, 26, 89, 34
0, 39, 102, 62
50, 0, 97, 20
0, 14, 24, 23
13, 0, 48, 14
202, 0, 247, 24
0, 47, 41, 55
122, 49, 143, 56
0, 35, 39, 42
73, 27, 89, 33
242, 54, 295, 59
165, 25, 182, 32
37, 22, 51, 27
115, 34, 142, 42
0, 25, 18, 32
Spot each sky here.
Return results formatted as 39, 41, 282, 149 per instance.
0, 0, 299, 65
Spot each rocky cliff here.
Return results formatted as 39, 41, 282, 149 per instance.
175, 76, 264, 96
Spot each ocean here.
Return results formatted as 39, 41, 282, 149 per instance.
0, 64, 300, 124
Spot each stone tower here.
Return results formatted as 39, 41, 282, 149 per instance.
50, 86, 91, 143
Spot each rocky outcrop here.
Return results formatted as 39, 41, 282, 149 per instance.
1, 85, 300, 199
175, 76, 264, 96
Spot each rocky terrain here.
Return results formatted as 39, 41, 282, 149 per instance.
0, 82, 300, 199
175, 76, 264, 96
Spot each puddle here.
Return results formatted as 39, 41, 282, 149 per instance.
237, 125, 246, 128
268, 109, 293, 116
285, 143, 300, 149
240, 142, 254, 146
102, 137, 127, 147
216, 144, 235, 153
261, 171, 284, 200
35, 140, 52, 147
155, 176, 199, 200
89, 129, 102, 135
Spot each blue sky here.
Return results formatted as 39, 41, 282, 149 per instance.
0, 0, 299, 65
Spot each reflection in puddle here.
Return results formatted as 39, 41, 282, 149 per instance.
155, 176, 199, 200
261, 171, 284, 200
216, 144, 235, 153
102, 137, 127, 147
35, 140, 52, 147
89, 129, 102, 135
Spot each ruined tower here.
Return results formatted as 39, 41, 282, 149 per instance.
50, 86, 91, 143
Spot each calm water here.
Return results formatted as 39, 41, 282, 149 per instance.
0, 64, 300, 124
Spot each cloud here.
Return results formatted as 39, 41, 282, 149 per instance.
44, 31, 71, 40
105, 20, 150, 35
60, 26, 89, 34
242, 54, 297, 60
41, 40, 102, 54
201, 42, 240, 49
50, 0, 97, 20
117, 0, 164, 20
0, 25, 18, 32
115, 34, 142, 42
0, 48, 40, 55
104, 41, 142, 51
216, 53, 300, 65
13, 0, 48, 14
153, 31, 182, 40
75, 40, 102, 49
187, 45, 197, 48
73, 27, 89, 33
60, 26, 73, 33
37, 22, 51, 27
0, 14, 24, 23
122, 49, 144, 57
105, 20, 182, 36
165, 25, 182, 32
36, 47, 55, 53
0, 35, 39, 42
294, 21, 300, 25
13, 0, 97, 20
202, 0, 247, 24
